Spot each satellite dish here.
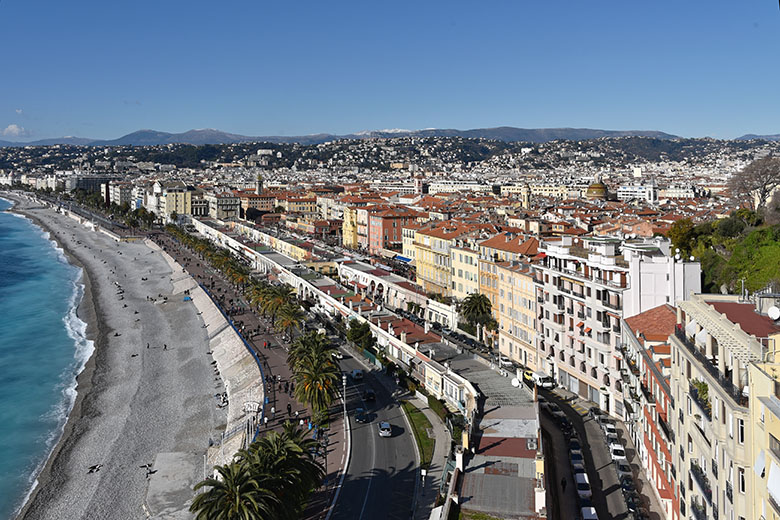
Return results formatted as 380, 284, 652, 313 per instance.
769, 306, 780, 321
511, 377, 520, 388
690, 256, 695, 261
675, 254, 681, 260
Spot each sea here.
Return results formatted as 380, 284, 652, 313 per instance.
0, 197, 94, 519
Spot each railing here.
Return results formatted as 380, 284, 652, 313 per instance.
726, 481, 733, 503
640, 382, 655, 403
691, 501, 706, 520
690, 461, 713, 504
689, 382, 713, 421
659, 416, 675, 443
577, 311, 585, 318
711, 459, 718, 480
675, 329, 749, 408
603, 299, 621, 311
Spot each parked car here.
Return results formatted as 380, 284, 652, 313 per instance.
615, 460, 632, 479
588, 407, 604, 420
605, 433, 620, 446
523, 370, 535, 383
620, 476, 636, 495
350, 369, 364, 381
572, 463, 587, 477
581, 507, 598, 520
609, 443, 628, 462
603, 422, 618, 437
569, 438, 582, 454
570, 451, 585, 467
574, 473, 592, 499
378, 422, 392, 437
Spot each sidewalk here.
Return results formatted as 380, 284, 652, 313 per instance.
153, 233, 348, 520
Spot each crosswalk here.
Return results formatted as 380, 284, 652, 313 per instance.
550, 388, 592, 416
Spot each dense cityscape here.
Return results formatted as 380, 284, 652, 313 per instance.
3, 131, 780, 520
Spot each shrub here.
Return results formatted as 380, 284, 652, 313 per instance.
428, 395, 448, 421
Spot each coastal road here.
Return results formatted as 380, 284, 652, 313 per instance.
330, 353, 418, 520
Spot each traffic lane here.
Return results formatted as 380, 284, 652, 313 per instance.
331, 357, 417, 520
540, 390, 629, 520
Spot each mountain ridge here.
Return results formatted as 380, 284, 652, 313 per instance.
0, 126, 685, 147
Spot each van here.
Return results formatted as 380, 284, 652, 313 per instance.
532, 371, 555, 389
575, 472, 592, 499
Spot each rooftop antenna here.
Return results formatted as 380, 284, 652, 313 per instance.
741, 278, 747, 302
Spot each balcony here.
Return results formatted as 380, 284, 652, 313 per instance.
658, 416, 675, 443
577, 311, 585, 319
640, 382, 655, 403
725, 481, 732, 503
602, 299, 621, 311
675, 329, 748, 407
690, 461, 713, 505
711, 459, 718, 480
689, 381, 712, 421
537, 296, 544, 303
691, 500, 706, 520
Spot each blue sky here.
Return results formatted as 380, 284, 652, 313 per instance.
1, 1, 778, 140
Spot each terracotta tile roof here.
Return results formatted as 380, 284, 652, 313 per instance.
625, 304, 677, 342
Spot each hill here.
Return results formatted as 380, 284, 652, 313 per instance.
736, 133, 780, 141
0, 126, 680, 147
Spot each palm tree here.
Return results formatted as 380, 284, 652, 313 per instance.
262, 285, 295, 325
190, 461, 277, 520
294, 355, 340, 414
276, 303, 304, 337
460, 292, 493, 342
287, 332, 332, 371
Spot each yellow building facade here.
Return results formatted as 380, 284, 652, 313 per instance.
496, 262, 538, 369
342, 207, 359, 249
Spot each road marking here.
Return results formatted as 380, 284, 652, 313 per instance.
358, 386, 377, 520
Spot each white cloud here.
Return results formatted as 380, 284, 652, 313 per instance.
15, 109, 22, 114
2, 124, 28, 137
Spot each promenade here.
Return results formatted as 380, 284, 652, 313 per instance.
150, 232, 348, 520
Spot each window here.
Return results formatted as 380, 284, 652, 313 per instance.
738, 467, 745, 493
737, 419, 745, 444
728, 413, 734, 439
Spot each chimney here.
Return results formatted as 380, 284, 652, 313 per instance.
349, 300, 353, 311
415, 341, 420, 351
425, 322, 430, 334
455, 445, 465, 471
401, 331, 407, 344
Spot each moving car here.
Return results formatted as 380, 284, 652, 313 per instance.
532, 371, 555, 389
354, 407, 370, 424
378, 422, 392, 437
331, 350, 344, 360
350, 369, 364, 381
362, 389, 376, 402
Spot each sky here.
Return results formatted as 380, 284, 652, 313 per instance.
0, 1, 779, 141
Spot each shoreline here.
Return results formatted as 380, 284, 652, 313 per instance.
2, 194, 106, 520
3, 192, 228, 519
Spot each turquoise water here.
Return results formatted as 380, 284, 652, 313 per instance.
0, 198, 93, 518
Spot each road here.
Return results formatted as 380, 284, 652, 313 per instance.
330, 352, 418, 520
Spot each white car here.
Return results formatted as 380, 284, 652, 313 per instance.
575, 472, 592, 499
609, 443, 627, 462
331, 350, 344, 360
378, 421, 392, 437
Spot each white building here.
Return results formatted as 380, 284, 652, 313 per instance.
617, 182, 659, 203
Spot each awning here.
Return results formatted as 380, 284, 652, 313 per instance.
695, 328, 708, 346
396, 255, 412, 263
755, 449, 767, 478
577, 321, 584, 328
769, 461, 780, 503
685, 319, 698, 335
584, 327, 592, 334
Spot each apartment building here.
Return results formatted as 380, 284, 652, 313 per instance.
163, 186, 192, 218
617, 182, 659, 203
368, 207, 422, 255
671, 294, 780, 520
401, 223, 422, 265
451, 242, 480, 300
621, 304, 679, 520
496, 262, 538, 369
478, 232, 539, 322
535, 236, 700, 414
205, 191, 240, 220
342, 207, 359, 249
414, 223, 477, 296
748, 355, 780, 520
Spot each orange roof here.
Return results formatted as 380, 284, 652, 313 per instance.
625, 304, 677, 342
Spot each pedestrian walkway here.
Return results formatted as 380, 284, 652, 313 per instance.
152, 233, 348, 520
